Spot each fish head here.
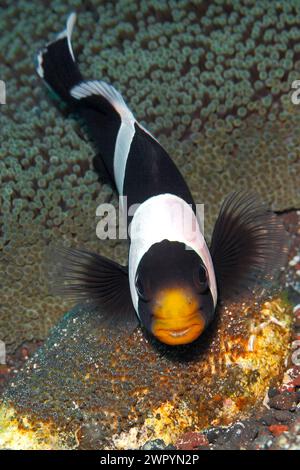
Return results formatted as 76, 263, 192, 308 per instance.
135, 240, 215, 345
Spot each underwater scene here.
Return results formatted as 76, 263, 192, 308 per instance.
0, 0, 299, 452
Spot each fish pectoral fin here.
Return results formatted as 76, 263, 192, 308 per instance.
45, 245, 138, 330
210, 191, 288, 301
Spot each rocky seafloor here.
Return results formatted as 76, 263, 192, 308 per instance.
0, 0, 300, 450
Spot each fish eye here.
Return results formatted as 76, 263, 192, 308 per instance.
194, 264, 209, 293
135, 274, 149, 302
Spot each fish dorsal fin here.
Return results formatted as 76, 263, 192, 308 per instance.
70, 80, 134, 123
46, 246, 138, 329
210, 192, 288, 301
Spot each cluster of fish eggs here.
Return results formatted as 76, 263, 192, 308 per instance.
0, 0, 299, 351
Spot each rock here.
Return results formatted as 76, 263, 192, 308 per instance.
268, 387, 279, 399
269, 424, 289, 436
175, 432, 209, 450
269, 392, 298, 411
252, 431, 274, 450
224, 422, 259, 447
257, 409, 293, 426
257, 411, 276, 426
274, 410, 294, 423
0, 295, 294, 449
141, 439, 169, 450
206, 421, 258, 449
205, 427, 227, 444
271, 419, 300, 450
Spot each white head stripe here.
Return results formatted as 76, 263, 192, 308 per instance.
128, 194, 218, 313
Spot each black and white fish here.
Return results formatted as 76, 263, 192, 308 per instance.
36, 13, 287, 346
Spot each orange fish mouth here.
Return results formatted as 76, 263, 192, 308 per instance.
154, 322, 204, 346
151, 285, 206, 345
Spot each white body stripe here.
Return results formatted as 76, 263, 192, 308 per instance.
137, 122, 160, 144
71, 80, 136, 194
128, 194, 218, 314
114, 120, 135, 194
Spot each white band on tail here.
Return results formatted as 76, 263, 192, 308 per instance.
56, 12, 77, 61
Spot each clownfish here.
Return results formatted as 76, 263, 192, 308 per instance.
36, 13, 287, 346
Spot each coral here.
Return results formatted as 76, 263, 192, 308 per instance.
0, 294, 293, 449
1, 0, 300, 352
0, 404, 76, 450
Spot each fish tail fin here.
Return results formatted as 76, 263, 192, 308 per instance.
36, 13, 136, 187
36, 12, 82, 104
